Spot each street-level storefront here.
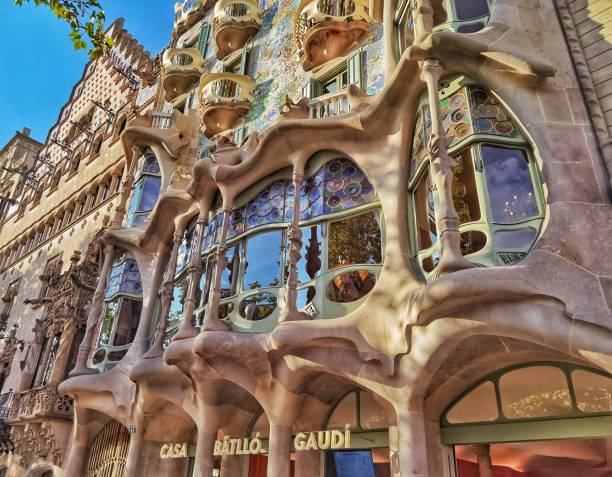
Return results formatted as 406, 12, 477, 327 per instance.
442, 363, 612, 476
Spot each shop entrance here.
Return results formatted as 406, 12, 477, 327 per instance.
441, 363, 612, 477
323, 390, 391, 477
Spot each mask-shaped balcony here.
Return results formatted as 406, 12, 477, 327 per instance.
198, 73, 256, 137
213, 0, 263, 59
174, 0, 209, 36
295, 0, 370, 71
162, 48, 206, 103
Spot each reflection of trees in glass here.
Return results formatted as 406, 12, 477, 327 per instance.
99, 301, 119, 346
239, 293, 277, 320
576, 386, 612, 413
168, 277, 189, 329
326, 271, 376, 303
504, 389, 572, 419
328, 211, 382, 268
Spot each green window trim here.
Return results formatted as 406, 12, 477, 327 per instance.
441, 361, 612, 444
408, 77, 546, 276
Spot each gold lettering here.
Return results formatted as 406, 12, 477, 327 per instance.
221, 436, 230, 455
214, 440, 222, 456
331, 430, 344, 449
305, 432, 318, 450
294, 432, 307, 451
317, 431, 331, 450
160, 444, 170, 459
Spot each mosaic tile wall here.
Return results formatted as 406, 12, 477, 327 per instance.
180, 0, 385, 152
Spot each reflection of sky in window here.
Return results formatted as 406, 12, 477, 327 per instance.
168, 278, 188, 328
244, 231, 282, 290
221, 244, 240, 296
455, 0, 489, 21
137, 177, 161, 212
482, 147, 538, 223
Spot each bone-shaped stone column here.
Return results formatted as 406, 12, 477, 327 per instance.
112, 145, 142, 229
279, 170, 307, 323
143, 228, 184, 358
203, 204, 232, 332
69, 242, 114, 377
174, 210, 208, 340
420, 59, 474, 274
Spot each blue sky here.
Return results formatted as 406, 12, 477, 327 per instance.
0, 0, 174, 146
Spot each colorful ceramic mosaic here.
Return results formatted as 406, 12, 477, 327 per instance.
411, 85, 522, 176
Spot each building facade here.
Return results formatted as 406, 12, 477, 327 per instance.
0, 0, 611, 476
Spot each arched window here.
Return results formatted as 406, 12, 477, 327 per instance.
92, 252, 143, 370
191, 155, 383, 332
125, 150, 162, 228
70, 153, 82, 174
442, 363, 612, 476
114, 115, 128, 139
409, 77, 544, 279
91, 135, 103, 158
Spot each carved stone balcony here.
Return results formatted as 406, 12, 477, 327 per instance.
308, 88, 351, 118
198, 73, 256, 137
213, 0, 262, 59
174, 0, 211, 37
295, 0, 370, 71
8, 385, 74, 423
162, 48, 206, 103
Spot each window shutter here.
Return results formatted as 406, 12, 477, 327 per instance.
347, 50, 362, 90
197, 24, 211, 57
302, 79, 317, 99
234, 125, 246, 145
240, 46, 250, 75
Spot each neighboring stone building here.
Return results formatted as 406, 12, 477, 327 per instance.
0, 18, 157, 476
1, 0, 612, 476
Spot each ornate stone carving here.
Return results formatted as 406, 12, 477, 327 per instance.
11, 420, 63, 467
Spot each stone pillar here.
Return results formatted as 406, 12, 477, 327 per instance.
125, 428, 145, 476
203, 204, 232, 332
396, 410, 428, 477
64, 410, 91, 476
267, 423, 292, 477
112, 145, 141, 229
389, 422, 401, 477
221, 454, 249, 477
280, 170, 306, 323
475, 445, 493, 477
174, 211, 207, 340
294, 450, 320, 477
420, 59, 473, 274
131, 244, 171, 356
144, 228, 184, 359
193, 425, 218, 477
70, 242, 114, 377
48, 320, 76, 384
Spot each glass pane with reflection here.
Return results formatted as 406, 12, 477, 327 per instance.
499, 366, 571, 419
572, 370, 612, 414
328, 211, 382, 269
446, 381, 498, 424
482, 147, 538, 223
244, 231, 282, 290
221, 244, 241, 298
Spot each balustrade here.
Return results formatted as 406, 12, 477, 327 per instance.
162, 48, 206, 102
295, 0, 369, 70
8, 385, 73, 422
308, 89, 351, 118
151, 112, 175, 130
198, 73, 255, 137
